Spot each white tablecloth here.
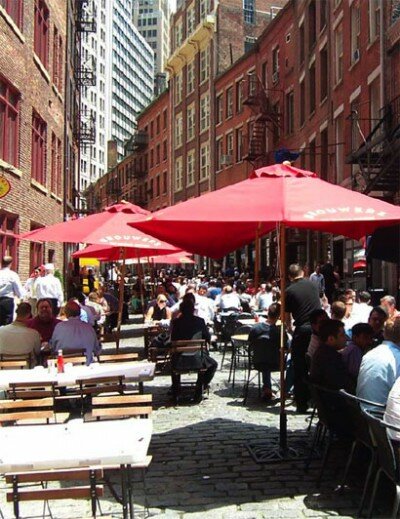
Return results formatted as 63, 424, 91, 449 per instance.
0, 418, 152, 472
0, 361, 155, 390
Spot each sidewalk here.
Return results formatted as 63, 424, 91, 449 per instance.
0, 318, 366, 518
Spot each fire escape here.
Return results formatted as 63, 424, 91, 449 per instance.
242, 73, 281, 167
124, 129, 149, 207
346, 96, 400, 200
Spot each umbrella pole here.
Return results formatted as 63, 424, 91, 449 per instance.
254, 224, 260, 293
279, 223, 287, 451
116, 247, 127, 351
137, 259, 146, 319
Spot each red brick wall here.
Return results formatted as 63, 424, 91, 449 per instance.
0, 0, 66, 279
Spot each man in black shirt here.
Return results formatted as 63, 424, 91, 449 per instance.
285, 264, 321, 413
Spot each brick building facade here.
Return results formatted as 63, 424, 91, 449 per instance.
0, 0, 67, 279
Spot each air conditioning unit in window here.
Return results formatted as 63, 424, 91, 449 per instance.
353, 48, 360, 62
272, 71, 279, 84
220, 155, 233, 166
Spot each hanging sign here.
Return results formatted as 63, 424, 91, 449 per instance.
0, 176, 11, 199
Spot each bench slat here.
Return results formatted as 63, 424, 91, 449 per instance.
7, 485, 104, 502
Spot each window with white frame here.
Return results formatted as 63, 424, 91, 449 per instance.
187, 4, 195, 35
334, 24, 343, 83
350, 3, 361, 63
175, 72, 183, 105
200, 94, 210, 132
226, 132, 233, 158
187, 149, 195, 186
175, 113, 183, 148
226, 86, 233, 118
174, 20, 183, 49
200, 0, 209, 20
187, 104, 195, 141
174, 156, 183, 191
200, 46, 209, 84
236, 127, 243, 162
200, 142, 210, 180
369, 0, 380, 41
216, 138, 223, 171
187, 61, 195, 93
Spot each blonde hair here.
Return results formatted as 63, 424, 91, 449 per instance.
384, 316, 400, 344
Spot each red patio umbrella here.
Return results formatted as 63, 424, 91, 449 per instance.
21, 202, 182, 348
130, 163, 400, 456
72, 244, 194, 264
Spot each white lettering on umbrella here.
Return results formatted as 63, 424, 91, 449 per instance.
304, 207, 387, 220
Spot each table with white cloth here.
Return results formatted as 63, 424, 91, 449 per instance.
0, 418, 152, 518
0, 361, 155, 392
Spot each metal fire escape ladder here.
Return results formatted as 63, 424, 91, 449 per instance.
347, 95, 400, 198
242, 73, 280, 165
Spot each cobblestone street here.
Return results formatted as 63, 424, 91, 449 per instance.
0, 318, 370, 518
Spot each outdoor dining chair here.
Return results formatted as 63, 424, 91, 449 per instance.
228, 325, 252, 390
363, 410, 400, 519
339, 390, 386, 516
88, 394, 152, 420
170, 339, 206, 404
0, 353, 32, 370
0, 397, 56, 426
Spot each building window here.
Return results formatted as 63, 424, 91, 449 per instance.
0, 77, 20, 167
309, 138, 316, 172
308, 0, 316, 51
163, 109, 167, 129
320, 0, 327, 30
200, 94, 209, 132
320, 128, 328, 180
156, 144, 160, 164
163, 140, 167, 161
272, 46, 279, 83
285, 90, 294, 135
243, 0, 255, 24
187, 104, 195, 141
0, 212, 18, 268
351, 3, 361, 63
34, 0, 50, 68
150, 148, 154, 168
200, 46, 209, 84
50, 132, 61, 196
300, 80, 305, 127
391, 1, 400, 24
320, 46, 328, 101
216, 93, 223, 124
334, 25, 343, 84
163, 171, 167, 194
175, 72, 183, 105
187, 4, 195, 35
31, 111, 46, 185
369, 0, 380, 42
235, 80, 242, 113
335, 114, 344, 184
156, 175, 160, 197
309, 63, 316, 115
0, 0, 23, 29
187, 61, 195, 93
299, 23, 305, 64
200, 0, 209, 20
236, 127, 243, 162
174, 20, 183, 50
156, 115, 160, 134
175, 113, 183, 148
226, 131, 233, 160
216, 138, 223, 171
174, 157, 183, 192
200, 142, 210, 180
52, 27, 63, 92
187, 150, 195, 186
226, 86, 233, 118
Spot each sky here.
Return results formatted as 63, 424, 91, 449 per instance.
169, 0, 176, 12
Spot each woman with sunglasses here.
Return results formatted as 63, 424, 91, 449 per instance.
145, 294, 172, 322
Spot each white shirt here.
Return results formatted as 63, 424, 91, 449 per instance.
384, 377, 400, 442
0, 321, 41, 362
35, 274, 64, 305
351, 302, 373, 324
217, 292, 241, 311
195, 294, 215, 323
0, 267, 23, 299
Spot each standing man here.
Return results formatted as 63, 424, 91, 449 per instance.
0, 255, 24, 326
285, 264, 321, 413
35, 264, 63, 316
309, 264, 325, 297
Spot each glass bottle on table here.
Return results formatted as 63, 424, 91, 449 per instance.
57, 349, 65, 373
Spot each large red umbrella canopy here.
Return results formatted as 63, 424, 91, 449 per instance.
72, 244, 194, 264
21, 202, 180, 255
130, 164, 400, 258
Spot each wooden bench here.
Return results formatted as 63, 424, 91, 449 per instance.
5, 467, 104, 518
99, 352, 139, 363
7, 381, 58, 400
0, 353, 32, 370
0, 397, 55, 425
89, 394, 152, 421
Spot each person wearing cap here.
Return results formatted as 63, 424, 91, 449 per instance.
35, 263, 64, 316
24, 265, 44, 316
0, 255, 24, 326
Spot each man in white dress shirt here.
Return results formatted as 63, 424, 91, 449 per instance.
0, 256, 24, 326
35, 263, 63, 316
